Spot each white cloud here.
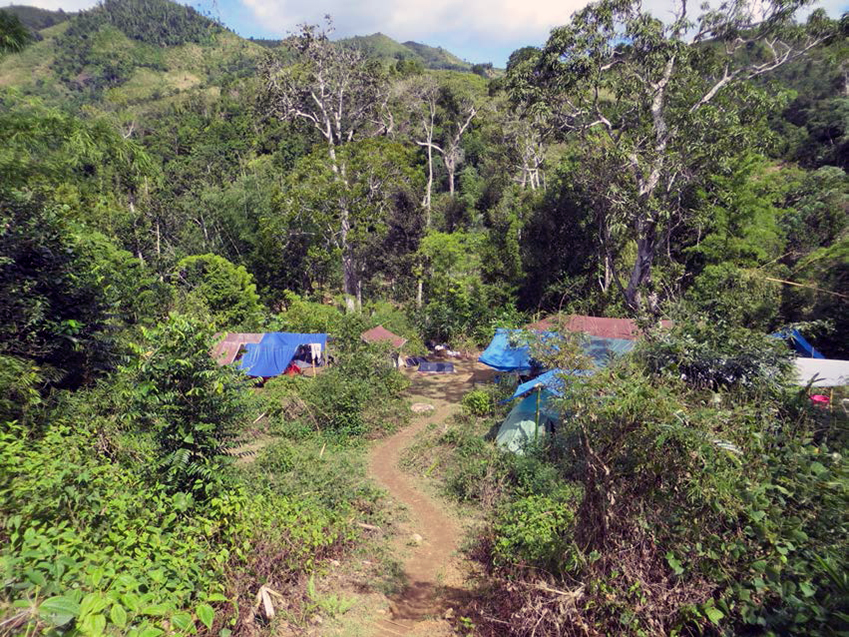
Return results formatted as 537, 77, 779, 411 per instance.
5, 0, 846, 64
239, 0, 586, 43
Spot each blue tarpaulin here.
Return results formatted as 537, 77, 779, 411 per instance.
478, 328, 548, 373
238, 332, 328, 377
771, 329, 825, 359
479, 328, 635, 374
507, 368, 592, 401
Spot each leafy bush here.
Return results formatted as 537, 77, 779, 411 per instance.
461, 389, 493, 417
0, 419, 236, 636
126, 314, 253, 496
0, 191, 114, 387
638, 320, 794, 392
474, 326, 848, 636
492, 494, 575, 570
172, 254, 263, 330
260, 322, 409, 440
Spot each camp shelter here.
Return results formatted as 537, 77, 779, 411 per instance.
507, 367, 593, 401
772, 329, 825, 359
237, 332, 328, 378
361, 325, 407, 349
794, 358, 849, 387
496, 389, 560, 454
478, 328, 635, 373
525, 313, 673, 340
478, 328, 544, 373
212, 333, 263, 366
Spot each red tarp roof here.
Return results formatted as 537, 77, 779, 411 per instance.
211, 333, 263, 366
524, 314, 673, 341
361, 325, 407, 349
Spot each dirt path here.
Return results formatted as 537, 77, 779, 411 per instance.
366, 358, 490, 636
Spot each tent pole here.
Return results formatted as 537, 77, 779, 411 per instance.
535, 388, 541, 443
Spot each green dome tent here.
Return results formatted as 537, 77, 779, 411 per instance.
495, 389, 560, 454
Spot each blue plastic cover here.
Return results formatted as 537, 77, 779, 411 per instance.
238, 332, 328, 377
479, 329, 636, 373
478, 328, 547, 372
508, 368, 592, 401
771, 329, 825, 359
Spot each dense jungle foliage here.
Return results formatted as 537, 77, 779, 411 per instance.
1, 0, 847, 634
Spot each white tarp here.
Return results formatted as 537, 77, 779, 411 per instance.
794, 358, 849, 387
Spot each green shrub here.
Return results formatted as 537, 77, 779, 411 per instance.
0, 420, 235, 636
172, 254, 263, 330
126, 314, 253, 497
492, 494, 575, 570
461, 389, 493, 417
476, 325, 848, 636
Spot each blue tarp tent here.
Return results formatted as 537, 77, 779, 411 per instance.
238, 332, 328, 377
478, 328, 546, 373
771, 329, 825, 359
507, 367, 595, 401
479, 328, 635, 373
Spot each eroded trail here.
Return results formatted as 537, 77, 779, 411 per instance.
366, 359, 485, 636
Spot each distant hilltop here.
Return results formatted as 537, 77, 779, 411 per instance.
3, 2, 500, 74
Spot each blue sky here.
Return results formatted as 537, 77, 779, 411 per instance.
5, 0, 848, 66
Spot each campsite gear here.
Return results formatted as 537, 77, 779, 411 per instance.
406, 356, 428, 367
794, 358, 849, 387
237, 332, 329, 378
309, 343, 322, 362
418, 362, 454, 373
496, 389, 560, 454
771, 329, 825, 358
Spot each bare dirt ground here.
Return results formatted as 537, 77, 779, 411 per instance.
363, 358, 493, 636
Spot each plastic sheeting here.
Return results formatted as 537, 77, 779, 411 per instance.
794, 358, 849, 387
772, 329, 825, 359
478, 328, 548, 373
237, 332, 328, 377
508, 368, 595, 401
478, 328, 635, 373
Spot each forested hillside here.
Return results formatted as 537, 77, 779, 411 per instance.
1, 0, 847, 634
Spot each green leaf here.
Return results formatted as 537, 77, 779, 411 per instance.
171, 611, 195, 632
110, 604, 128, 628
121, 592, 141, 612
799, 582, 816, 597
143, 603, 172, 616
705, 607, 725, 625
139, 627, 163, 637
80, 592, 107, 618
196, 603, 214, 630
80, 612, 107, 636
39, 596, 81, 626
89, 567, 105, 588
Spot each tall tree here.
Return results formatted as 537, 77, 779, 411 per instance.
259, 18, 391, 310
510, 0, 837, 311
